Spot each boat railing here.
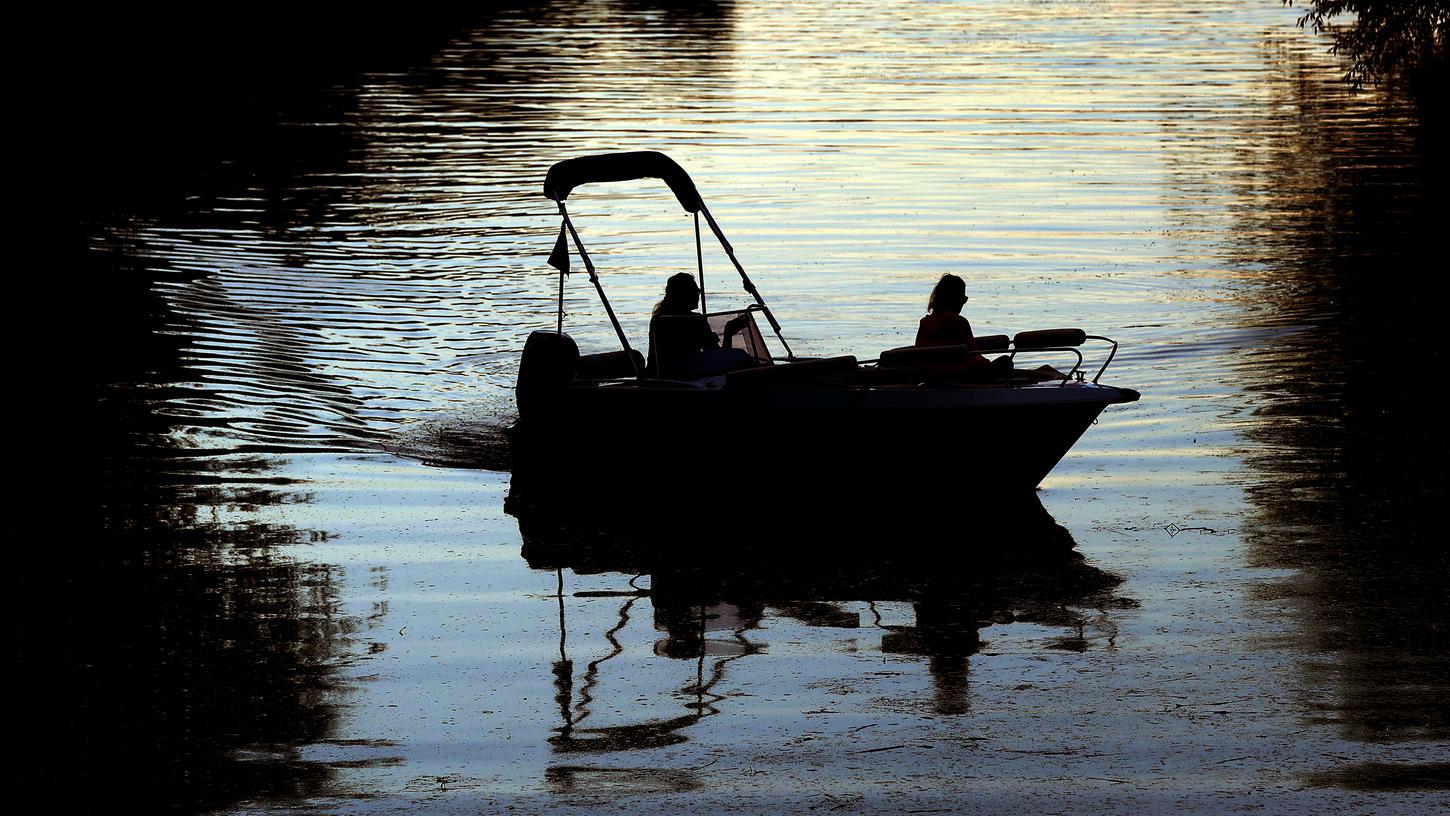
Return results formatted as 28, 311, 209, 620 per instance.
565, 329, 1121, 387
1005, 330, 1120, 384
1085, 335, 1119, 384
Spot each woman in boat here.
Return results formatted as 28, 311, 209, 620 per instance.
915, 274, 1015, 379
916, 274, 984, 355
645, 272, 750, 378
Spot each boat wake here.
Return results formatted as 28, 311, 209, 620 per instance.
384, 408, 516, 471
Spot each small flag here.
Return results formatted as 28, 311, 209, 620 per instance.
547, 221, 570, 274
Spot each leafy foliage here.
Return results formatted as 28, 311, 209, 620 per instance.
1287, 1, 1449, 88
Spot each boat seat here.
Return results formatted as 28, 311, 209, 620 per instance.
677, 348, 756, 378
577, 349, 644, 380
878, 344, 975, 369
725, 355, 858, 389
649, 310, 772, 379
975, 334, 1010, 352
1012, 328, 1086, 349
647, 315, 715, 378
877, 333, 1009, 368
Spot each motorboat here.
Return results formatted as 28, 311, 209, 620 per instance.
509, 152, 1139, 509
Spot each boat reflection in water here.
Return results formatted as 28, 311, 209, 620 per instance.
508, 484, 1134, 785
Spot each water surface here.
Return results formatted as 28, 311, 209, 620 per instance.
47, 1, 1448, 812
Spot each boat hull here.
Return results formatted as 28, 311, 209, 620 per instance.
509, 381, 1137, 514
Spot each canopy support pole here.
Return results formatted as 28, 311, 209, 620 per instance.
553, 568, 575, 735
697, 200, 795, 359
558, 201, 639, 370
694, 211, 707, 315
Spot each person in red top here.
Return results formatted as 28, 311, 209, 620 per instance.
913, 273, 1028, 381
916, 274, 986, 358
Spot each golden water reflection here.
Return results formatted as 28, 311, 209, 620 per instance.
61, 0, 1449, 809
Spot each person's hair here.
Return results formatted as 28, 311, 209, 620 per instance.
928, 273, 967, 314
654, 272, 700, 316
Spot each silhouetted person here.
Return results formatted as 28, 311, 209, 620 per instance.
914, 273, 1015, 379
915, 273, 984, 355
645, 272, 750, 378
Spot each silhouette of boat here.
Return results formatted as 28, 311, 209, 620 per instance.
510, 152, 1139, 505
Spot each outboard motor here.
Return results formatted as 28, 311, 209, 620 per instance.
516, 331, 580, 416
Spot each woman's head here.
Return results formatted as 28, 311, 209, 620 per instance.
928, 273, 967, 314
654, 272, 700, 315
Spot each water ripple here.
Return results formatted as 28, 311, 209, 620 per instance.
88, 0, 1417, 473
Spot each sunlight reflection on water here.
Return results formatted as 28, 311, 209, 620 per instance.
93, 0, 1375, 471
72, 1, 1447, 812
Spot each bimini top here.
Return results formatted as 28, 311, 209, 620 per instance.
543, 151, 701, 213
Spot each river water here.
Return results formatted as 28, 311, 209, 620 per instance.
44, 1, 1447, 813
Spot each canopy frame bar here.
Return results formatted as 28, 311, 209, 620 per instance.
695, 211, 707, 315
557, 200, 639, 372
544, 152, 795, 362
697, 200, 794, 359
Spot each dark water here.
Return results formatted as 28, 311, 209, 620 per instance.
34, 2, 1448, 812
